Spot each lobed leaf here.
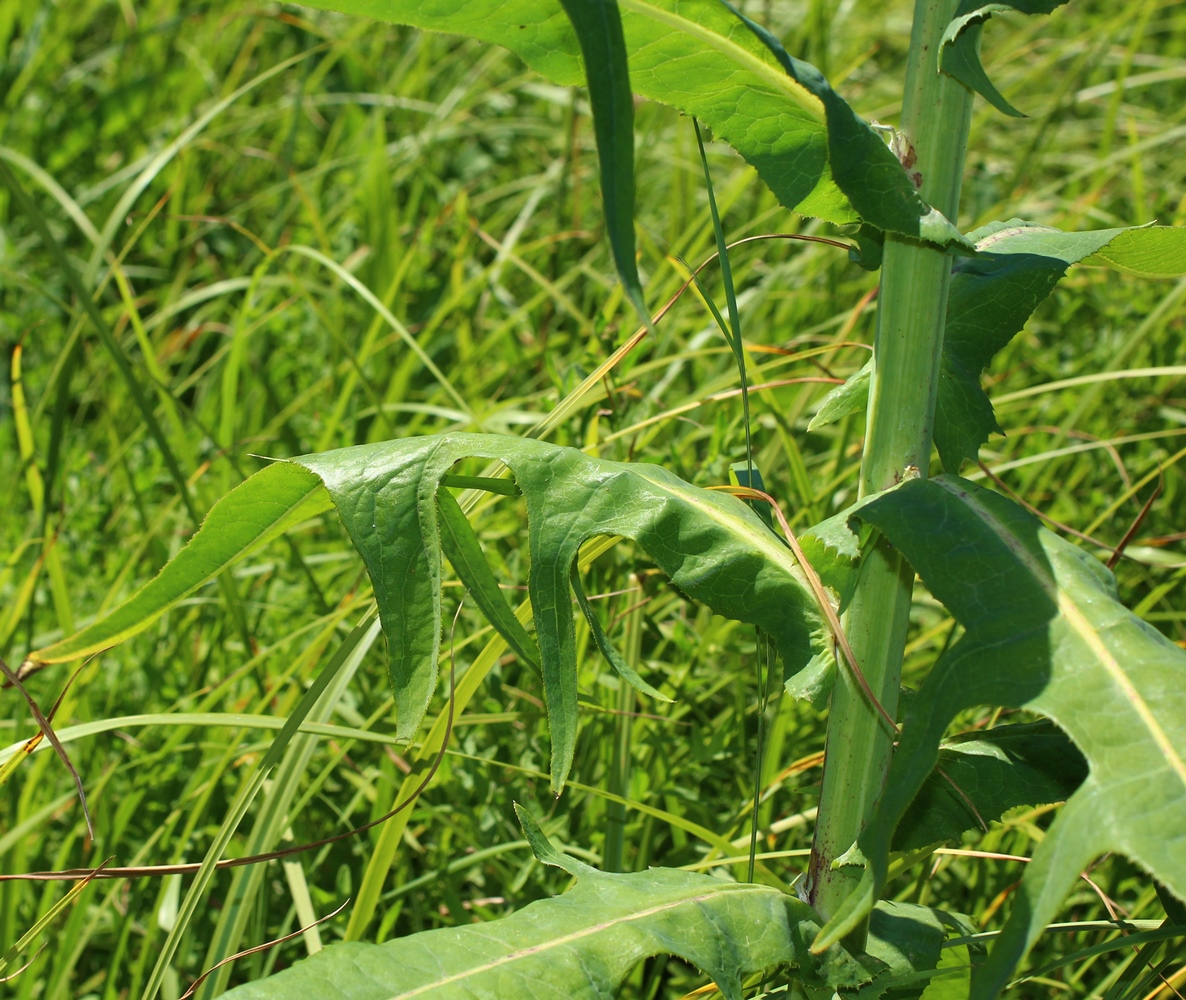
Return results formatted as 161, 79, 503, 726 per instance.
892, 720, 1086, 853
810, 222, 1186, 470
293, 433, 835, 791
815, 476, 1186, 1000
222, 806, 949, 1000
220, 830, 845, 1000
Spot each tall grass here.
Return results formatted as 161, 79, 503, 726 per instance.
1, 0, 1184, 996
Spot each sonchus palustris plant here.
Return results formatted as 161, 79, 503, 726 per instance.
21, 1, 1186, 997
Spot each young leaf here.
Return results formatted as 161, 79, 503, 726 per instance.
294, 0, 855, 223
556, 0, 646, 319
514, 801, 599, 877
940, 2, 1070, 117
814, 476, 1186, 1000
808, 358, 870, 432
724, 3, 971, 250
293, 433, 831, 791
21, 463, 331, 674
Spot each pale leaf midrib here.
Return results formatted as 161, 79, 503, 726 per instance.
1056, 594, 1186, 789
638, 473, 810, 589
390, 884, 777, 998
938, 479, 1186, 792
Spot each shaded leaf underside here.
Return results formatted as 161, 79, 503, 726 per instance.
892, 720, 1086, 853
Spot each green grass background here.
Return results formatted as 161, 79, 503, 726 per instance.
1, 0, 1185, 996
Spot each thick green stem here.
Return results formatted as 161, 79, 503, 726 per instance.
808, 0, 974, 927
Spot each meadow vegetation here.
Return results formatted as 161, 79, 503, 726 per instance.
2, 0, 1186, 996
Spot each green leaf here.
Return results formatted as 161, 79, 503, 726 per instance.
1081, 225, 1186, 278
293, 433, 830, 790
940, 2, 1070, 117
222, 807, 953, 1000
810, 222, 1186, 469
725, 3, 971, 250
23, 463, 331, 672
815, 476, 1186, 1000
892, 721, 1087, 853
0, 863, 103, 977
808, 358, 870, 432
919, 945, 973, 1000
514, 802, 599, 877
437, 489, 541, 675
862, 901, 947, 999
295, 0, 855, 223
220, 860, 861, 1000
939, 221, 1186, 470
850, 223, 886, 271
570, 563, 670, 702
556, 0, 646, 319
799, 499, 879, 613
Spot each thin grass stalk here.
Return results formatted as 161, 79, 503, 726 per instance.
605, 575, 644, 872
807, 0, 975, 929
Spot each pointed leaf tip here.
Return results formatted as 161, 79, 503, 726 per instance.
515, 802, 599, 879
940, 2, 1070, 117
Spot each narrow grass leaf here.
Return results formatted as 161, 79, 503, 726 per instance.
0, 860, 108, 977
139, 610, 378, 1000
197, 617, 381, 998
